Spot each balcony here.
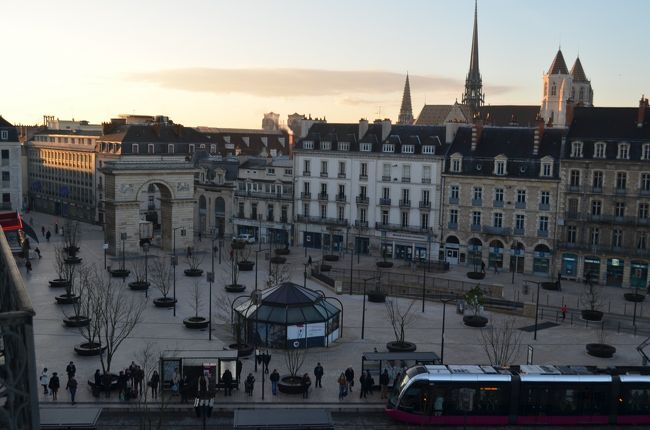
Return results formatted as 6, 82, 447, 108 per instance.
375, 222, 433, 235
421, 178, 431, 184
318, 193, 329, 201
493, 200, 504, 208
320, 172, 328, 178
472, 198, 482, 207
355, 220, 369, 228
513, 228, 525, 236
448, 197, 459, 205
336, 194, 346, 203
337, 172, 346, 179
235, 190, 293, 201
640, 189, 650, 197
382, 175, 391, 182
482, 226, 511, 236
237, 212, 245, 218
296, 215, 348, 227
592, 186, 603, 193
303, 170, 311, 177
379, 198, 391, 206
538, 229, 549, 238
399, 199, 411, 208
538, 203, 550, 211
419, 201, 431, 209
447, 222, 458, 230
0, 202, 12, 210
471, 224, 481, 232
356, 195, 369, 205
566, 184, 581, 193
401, 177, 411, 183
280, 217, 289, 223
359, 174, 368, 181
300, 192, 312, 200
515, 201, 526, 209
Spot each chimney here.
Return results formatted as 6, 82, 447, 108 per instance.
358, 118, 368, 141
471, 113, 483, 152
381, 118, 392, 141
638, 95, 649, 128
533, 115, 544, 156
565, 98, 575, 126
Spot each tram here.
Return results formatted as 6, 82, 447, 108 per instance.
386, 364, 650, 426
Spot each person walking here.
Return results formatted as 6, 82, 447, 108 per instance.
35, 247, 41, 259
338, 373, 348, 400
55, 223, 59, 235
314, 362, 324, 388
301, 373, 311, 399
359, 372, 367, 399
25, 260, 32, 272
135, 366, 144, 396
48, 372, 60, 401
92, 369, 102, 398
236, 359, 243, 386
198, 232, 202, 242
117, 371, 127, 401
561, 304, 568, 321
39, 368, 50, 396
46, 230, 51, 242
41, 226, 45, 237
345, 366, 354, 392
481, 260, 486, 274
102, 372, 112, 398
270, 369, 280, 395
364, 370, 374, 396
245, 373, 255, 396
66, 361, 76, 379
380, 368, 390, 399
66, 375, 78, 404
150, 370, 160, 399
222, 368, 233, 396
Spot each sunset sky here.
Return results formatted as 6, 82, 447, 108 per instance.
3, 0, 649, 128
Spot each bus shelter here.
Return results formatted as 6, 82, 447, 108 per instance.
361, 351, 441, 388
160, 350, 239, 392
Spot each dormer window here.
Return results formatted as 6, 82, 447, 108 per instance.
303, 141, 314, 150
0, 131, 8, 140
402, 145, 414, 154
450, 156, 462, 173
131, 144, 139, 154
199, 144, 206, 150
617, 143, 630, 160
320, 141, 331, 150
570, 141, 583, 158
540, 156, 554, 177
642, 144, 650, 160
148, 144, 154, 154
360, 143, 372, 152
594, 142, 606, 158
338, 142, 350, 151
494, 157, 507, 176
210, 144, 216, 154
422, 145, 434, 154
168, 144, 174, 154
382, 144, 394, 153
551, 83, 557, 96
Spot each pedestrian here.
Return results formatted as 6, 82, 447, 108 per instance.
380, 368, 389, 399
365, 370, 374, 396
263, 352, 271, 374
41, 226, 45, 237
135, 366, 144, 395
102, 372, 112, 398
561, 304, 568, 320
236, 359, 243, 385
129, 361, 137, 383
35, 247, 41, 259
39, 368, 50, 396
49, 372, 60, 401
92, 369, 102, 397
55, 223, 59, 235
481, 260, 486, 274
359, 372, 367, 399
345, 366, 354, 392
198, 232, 202, 242
187, 246, 192, 258
301, 373, 311, 399
494, 264, 498, 274
308, 255, 312, 266
245, 373, 255, 396
171, 368, 180, 396
270, 369, 280, 395
66, 375, 78, 404
338, 373, 348, 400
61, 226, 64, 236
180, 375, 190, 403
150, 370, 160, 399
66, 361, 76, 379
117, 370, 127, 400
222, 368, 233, 396
46, 230, 51, 242
25, 260, 32, 272
314, 362, 324, 388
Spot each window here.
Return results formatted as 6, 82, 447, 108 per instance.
168, 144, 174, 154
320, 204, 327, 219
267, 168, 275, 176
570, 170, 581, 187
320, 183, 327, 194
401, 189, 410, 202
338, 184, 345, 197
304, 182, 310, 194
642, 144, 650, 160
382, 164, 391, 179
451, 158, 461, 172
495, 160, 506, 175
495, 188, 504, 203
615, 202, 625, 218
402, 165, 411, 180
210, 144, 216, 153
251, 203, 258, 219
341, 206, 349, 222
0, 131, 7, 140
515, 214, 525, 230
320, 141, 331, 150
267, 204, 274, 221
592, 171, 603, 189
199, 144, 206, 150
594, 142, 606, 158
238, 202, 245, 218
472, 211, 482, 226
551, 83, 556, 96
422, 165, 431, 183
538, 216, 549, 233
641, 173, 650, 191
304, 160, 310, 175
338, 161, 346, 176
473, 187, 483, 201
616, 172, 627, 190
639, 203, 649, 220
360, 143, 372, 152
449, 209, 458, 225
382, 144, 395, 153
612, 229, 623, 248
422, 145, 434, 154
382, 187, 390, 199
303, 203, 309, 217
591, 200, 602, 215
402, 145, 414, 154
516, 190, 527, 204
617, 143, 630, 160
188, 144, 195, 154
493, 213, 503, 228
281, 206, 288, 221
131, 144, 139, 154
338, 142, 350, 151
360, 163, 368, 177
382, 210, 389, 225
320, 161, 328, 176
421, 213, 429, 229
284, 168, 292, 175
303, 141, 314, 149
567, 226, 577, 243
401, 211, 409, 227
570, 141, 583, 158
590, 227, 600, 245
540, 191, 550, 206
541, 162, 552, 177
450, 185, 459, 200
638, 232, 647, 250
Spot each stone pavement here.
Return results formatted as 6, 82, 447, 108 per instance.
21, 211, 650, 411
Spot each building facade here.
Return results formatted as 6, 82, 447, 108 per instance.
556, 100, 650, 288
0, 116, 22, 211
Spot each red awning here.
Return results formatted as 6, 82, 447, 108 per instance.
0, 211, 23, 232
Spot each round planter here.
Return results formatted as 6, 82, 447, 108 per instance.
323, 255, 339, 262
231, 241, 246, 250
466, 271, 485, 280
320, 264, 332, 272
63, 316, 90, 328
386, 341, 417, 353
275, 248, 290, 256
225, 284, 246, 293
49, 279, 70, 289
74, 342, 106, 357
624, 293, 646, 303
581, 309, 604, 321
278, 375, 305, 395
237, 261, 255, 271
55, 294, 80, 305
183, 316, 209, 329
110, 269, 131, 278
64, 246, 80, 255
367, 291, 387, 303
128, 281, 150, 291
270, 256, 286, 265
64, 256, 83, 265
184, 268, 204, 277
463, 315, 489, 328
586, 343, 616, 358
229, 343, 254, 357
153, 297, 177, 308
542, 281, 560, 291
376, 261, 394, 268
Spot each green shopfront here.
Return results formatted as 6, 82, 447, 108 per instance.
630, 261, 648, 290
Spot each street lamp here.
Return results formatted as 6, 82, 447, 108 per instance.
440, 298, 453, 364
120, 232, 127, 283
142, 242, 150, 298
207, 229, 217, 341
524, 280, 542, 340
421, 262, 427, 313
172, 227, 186, 317
362, 276, 379, 340
512, 241, 522, 284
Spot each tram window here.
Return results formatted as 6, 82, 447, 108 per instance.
521, 384, 550, 415
444, 384, 509, 416
521, 383, 608, 416
620, 386, 650, 415
398, 381, 430, 415
581, 385, 609, 415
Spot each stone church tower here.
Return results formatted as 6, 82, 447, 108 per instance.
461, 0, 484, 112
397, 73, 414, 125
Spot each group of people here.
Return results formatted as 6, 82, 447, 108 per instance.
39, 361, 78, 404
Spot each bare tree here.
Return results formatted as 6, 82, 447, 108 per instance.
187, 281, 204, 319
150, 258, 173, 300
130, 259, 148, 285
53, 246, 69, 282
581, 278, 602, 312
185, 253, 204, 272
63, 263, 92, 323
284, 348, 306, 379
77, 271, 103, 349
212, 289, 241, 342
63, 219, 81, 252
480, 318, 522, 367
266, 262, 290, 290
385, 299, 417, 345
133, 343, 174, 430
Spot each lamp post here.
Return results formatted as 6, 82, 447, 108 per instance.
421, 262, 426, 313
172, 227, 186, 317
120, 232, 127, 283
512, 242, 522, 284
207, 229, 217, 341
440, 298, 453, 364
362, 276, 379, 340
142, 242, 150, 298
525, 280, 542, 340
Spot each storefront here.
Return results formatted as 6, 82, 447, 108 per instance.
384, 232, 434, 262
268, 228, 289, 246
561, 253, 577, 278
533, 244, 551, 274
583, 256, 601, 283
355, 236, 370, 255
630, 261, 648, 290
444, 236, 460, 265
509, 243, 525, 273
323, 233, 344, 253
488, 240, 504, 269
467, 238, 483, 268
606, 258, 624, 287
303, 231, 322, 249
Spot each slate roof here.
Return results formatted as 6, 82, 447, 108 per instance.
477, 105, 541, 127
194, 152, 239, 181
0, 116, 14, 128
200, 130, 290, 157
415, 105, 457, 125
0, 116, 19, 141
570, 57, 588, 82
568, 106, 650, 140
548, 49, 569, 75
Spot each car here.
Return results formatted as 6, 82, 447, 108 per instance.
234, 234, 256, 244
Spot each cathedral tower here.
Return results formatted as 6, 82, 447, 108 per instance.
397, 73, 414, 125
570, 57, 593, 107
461, 0, 484, 112
540, 49, 572, 127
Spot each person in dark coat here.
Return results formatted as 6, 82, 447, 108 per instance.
66, 361, 76, 379
380, 369, 390, 399
180, 375, 190, 403
93, 369, 102, 397
222, 369, 233, 396
359, 372, 367, 399
150, 370, 160, 399
345, 367, 354, 392
55, 223, 59, 235
41, 226, 45, 237
66, 375, 78, 404
270, 369, 280, 395
364, 370, 374, 396
236, 359, 243, 385
117, 371, 127, 401
301, 373, 311, 399
102, 372, 112, 398
245, 373, 255, 396
48, 372, 60, 400
314, 362, 324, 388
35, 247, 41, 259
46, 230, 51, 242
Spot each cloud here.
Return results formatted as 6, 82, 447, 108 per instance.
129, 68, 465, 98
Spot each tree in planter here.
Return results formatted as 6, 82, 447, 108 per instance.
226, 243, 245, 292
581, 278, 603, 321
62, 264, 93, 327
213, 289, 252, 356
480, 318, 522, 366
184, 253, 205, 277
376, 249, 393, 268
586, 324, 616, 358
128, 259, 150, 291
75, 273, 103, 356
266, 262, 290, 290
150, 258, 175, 307
132, 343, 176, 429
183, 281, 209, 329
237, 245, 255, 271
385, 299, 417, 352
56, 248, 80, 304
63, 219, 82, 255
50, 247, 71, 288
463, 285, 488, 327
278, 348, 307, 394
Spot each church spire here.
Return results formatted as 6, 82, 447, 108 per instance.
397, 73, 414, 125
462, 0, 484, 112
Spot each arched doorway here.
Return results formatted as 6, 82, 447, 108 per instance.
533, 244, 551, 274
215, 197, 225, 238
136, 181, 174, 249
510, 241, 525, 274
631, 261, 648, 290
198, 195, 207, 234
467, 238, 483, 270
488, 240, 504, 270
444, 235, 460, 265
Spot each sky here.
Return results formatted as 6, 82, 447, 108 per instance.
2, 0, 649, 129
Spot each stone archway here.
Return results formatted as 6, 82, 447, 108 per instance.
101, 161, 196, 255
215, 197, 226, 238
